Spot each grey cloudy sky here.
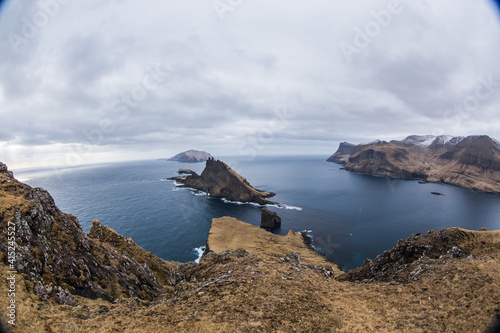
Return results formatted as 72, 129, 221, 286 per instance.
1, 0, 500, 169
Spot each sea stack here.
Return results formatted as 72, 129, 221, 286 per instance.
175, 158, 276, 205
260, 208, 281, 229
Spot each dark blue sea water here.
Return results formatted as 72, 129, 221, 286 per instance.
15, 156, 500, 271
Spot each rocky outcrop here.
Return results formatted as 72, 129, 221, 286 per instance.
176, 158, 276, 205
178, 168, 196, 175
339, 227, 500, 283
260, 208, 281, 229
326, 142, 356, 164
167, 169, 199, 181
338, 135, 500, 194
0, 164, 181, 304
167, 150, 213, 163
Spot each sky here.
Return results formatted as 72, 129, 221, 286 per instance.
1, 0, 500, 170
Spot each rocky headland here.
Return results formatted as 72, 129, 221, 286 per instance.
328, 135, 500, 194
326, 141, 356, 164
166, 150, 213, 163
1, 162, 500, 332
173, 158, 276, 205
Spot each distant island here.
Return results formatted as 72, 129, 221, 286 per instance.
170, 158, 276, 205
327, 135, 500, 194
164, 149, 213, 163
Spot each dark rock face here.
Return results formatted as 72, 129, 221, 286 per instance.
326, 142, 356, 164
177, 158, 276, 205
344, 145, 426, 180
438, 135, 500, 171
0, 163, 181, 304
260, 208, 281, 229
339, 228, 480, 283
167, 150, 213, 163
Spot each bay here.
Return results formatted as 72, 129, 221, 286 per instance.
15, 156, 500, 271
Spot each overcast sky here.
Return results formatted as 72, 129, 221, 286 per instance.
1, 0, 500, 170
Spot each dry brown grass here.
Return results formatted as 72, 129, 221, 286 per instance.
2, 236, 499, 332
207, 217, 339, 271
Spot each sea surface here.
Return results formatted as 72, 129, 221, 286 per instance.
15, 156, 500, 271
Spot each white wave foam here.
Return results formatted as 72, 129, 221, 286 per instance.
221, 198, 263, 207
193, 246, 206, 263
266, 203, 303, 211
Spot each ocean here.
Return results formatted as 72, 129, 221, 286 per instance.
15, 156, 500, 271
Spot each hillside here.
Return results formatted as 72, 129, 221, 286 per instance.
329, 135, 500, 194
1, 162, 500, 332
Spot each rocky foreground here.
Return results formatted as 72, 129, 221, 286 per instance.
328, 135, 500, 194
1, 162, 500, 332
171, 158, 276, 205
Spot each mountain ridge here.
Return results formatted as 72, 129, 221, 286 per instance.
328, 135, 500, 194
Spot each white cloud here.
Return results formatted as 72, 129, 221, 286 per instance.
1, 0, 500, 169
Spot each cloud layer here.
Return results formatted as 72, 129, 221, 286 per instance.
1, 0, 500, 169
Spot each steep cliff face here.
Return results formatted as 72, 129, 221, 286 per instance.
340, 135, 500, 193
0, 162, 180, 304
179, 158, 276, 205
326, 142, 356, 164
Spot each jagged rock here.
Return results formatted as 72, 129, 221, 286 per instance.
0, 164, 181, 304
260, 208, 281, 229
339, 227, 497, 283
176, 158, 276, 205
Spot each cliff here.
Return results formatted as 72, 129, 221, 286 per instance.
0, 163, 180, 305
177, 158, 276, 205
335, 135, 500, 194
166, 150, 213, 163
326, 142, 356, 164
1, 162, 499, 332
